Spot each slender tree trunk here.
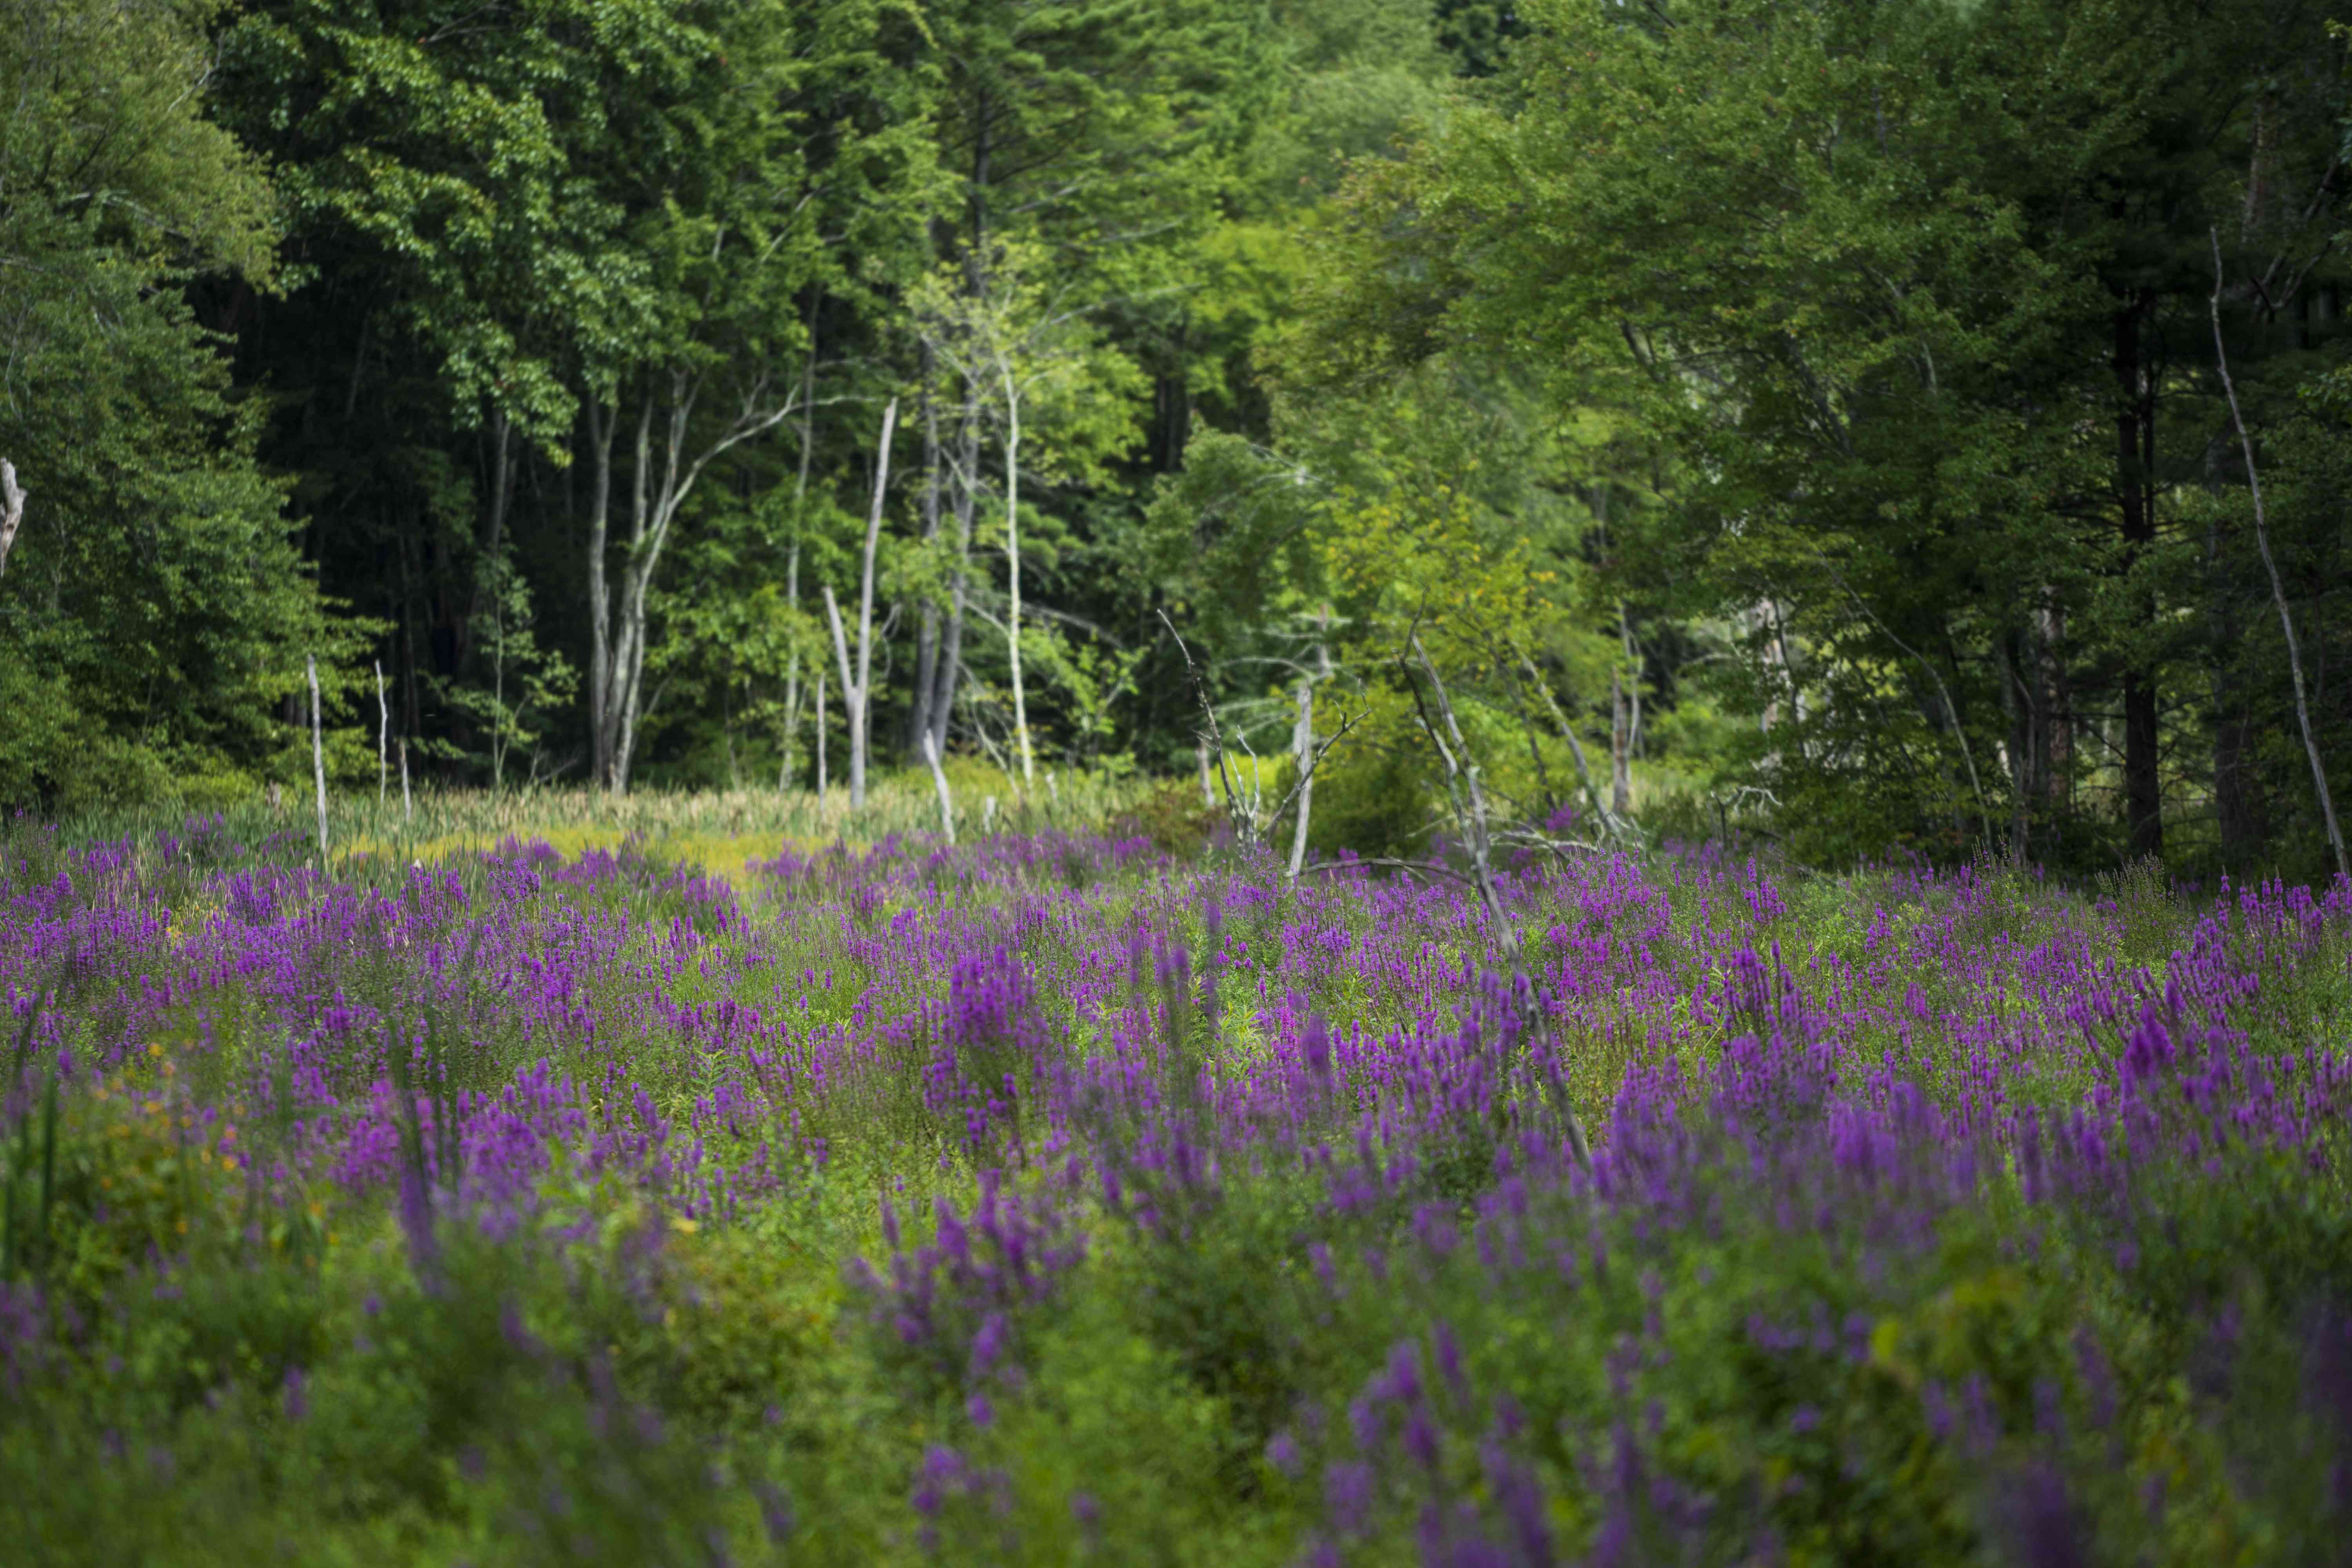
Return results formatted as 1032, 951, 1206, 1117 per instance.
1198, 737, 1214, 806
1998, 631, 2031, 855
822, 400, 900, 810
815, 668, 828, 797
2115, 290, 2164, 858
307, 654, 329, 865
1285, 659, 1317, 879
782, 537, 802, 790
374, 660, 389, 807
601, 396, 659, 793
1610, 667, 1633, 817
928, 400, 979, 757
923, 732, 955, 844
584, 398, 618, 789
911, 344, 943, 757
0, 460, 25, 582
460, 410, 514, 671
1002, 372, 1033, 784
782, 332, 817, 792
1521, 654, 1619, 838
597, 347, 800, 793
1620, 609, 1644, 761
2212, 237, 2349, 881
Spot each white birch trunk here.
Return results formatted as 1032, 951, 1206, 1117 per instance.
374, 660, 388, 807
821, 400, 900, 811
307, 655, 329, 865
1000, 369, 1033, 784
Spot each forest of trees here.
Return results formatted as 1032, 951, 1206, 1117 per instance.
4, 0, 2350, 878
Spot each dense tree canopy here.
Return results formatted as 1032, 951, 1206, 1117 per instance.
1, 0, 2347, 877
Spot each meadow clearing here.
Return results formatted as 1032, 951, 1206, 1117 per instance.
1, 784, 2348, 1565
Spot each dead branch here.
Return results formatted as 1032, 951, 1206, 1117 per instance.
921, 731, 956, 845
1400, 634, 1593, 1169
2212, 229, 2349, 882
1156, 608, 1246, 836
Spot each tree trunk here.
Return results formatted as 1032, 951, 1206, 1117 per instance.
374, 660, 389, 808
307, 654, 329, 864
782, 536, 802, 789
1285, 662, 1316, 879
1998, 630, 2031, 855
782, 333, 817, 791
822, 399, 900, 810
2211, 240, 2349, 880
597, 358, 802, 794
1610, 666, 1633, 817
2042, 598, 2072, 813
2115, 292, 2164, 858
606, 396, 661, 793
923, 732, 955, 844
911, 345, 943, 757
815, 668, 828, 797
1620, 609, 1644, 761
1002, 371, 1033, 784
583, 397, 618, 789
0, 459, 26, 581
459, 410, 514, 672
927, 393, 979, 761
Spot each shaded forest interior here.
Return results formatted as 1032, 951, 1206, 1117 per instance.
5, 0, 2351, 879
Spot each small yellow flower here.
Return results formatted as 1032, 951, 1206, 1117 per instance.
669, 1216, 700, 1235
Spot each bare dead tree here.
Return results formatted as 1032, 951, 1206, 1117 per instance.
586, 359, 818, 794
922, 731, 956, 844
814, 667, 829, 797
0, 461, 23, 581
1519, 655, 1635, 846
374, 660, 390, 807
1158, 609, 1244, 833
822, 399, 900, 811
1402, 634, 1593, 1170
2212, 230, 2349, 882
1284, 673, 1317, 877
307, 655, 330, 865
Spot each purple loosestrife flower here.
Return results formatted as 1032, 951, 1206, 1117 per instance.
1324, 1461, 1375, 1537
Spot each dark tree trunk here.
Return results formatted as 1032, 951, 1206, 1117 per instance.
2115, 291, 2164, 858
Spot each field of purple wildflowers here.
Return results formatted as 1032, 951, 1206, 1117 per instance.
3, 812, 2350, 1565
